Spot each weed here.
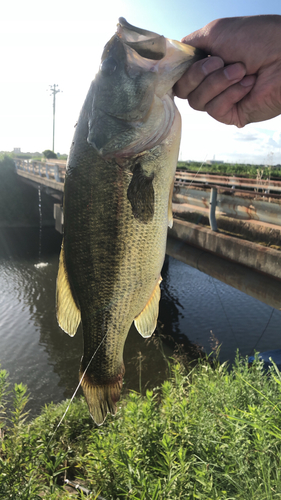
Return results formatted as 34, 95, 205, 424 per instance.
1, 353, 281, 498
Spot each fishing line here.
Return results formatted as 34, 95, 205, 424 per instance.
251, 307, 275, 354
47, 331, 108, 448
48, 156, 209, 445
184, 156, 239, 346
185, 155, 208, 189
173, 155, 208, 223
211, 276, 239, 348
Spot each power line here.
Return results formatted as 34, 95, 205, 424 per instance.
49, 84, 62, 152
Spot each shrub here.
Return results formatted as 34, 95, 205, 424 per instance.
1, 354, 281, 499
42, 150, 57, 160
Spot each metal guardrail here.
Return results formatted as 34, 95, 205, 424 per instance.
14, 160, 281, 307
14, 161, 281, 229
173, 185, 281, 227
175, 170, 281, 193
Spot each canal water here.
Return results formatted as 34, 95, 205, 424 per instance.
0, 226, 281, 418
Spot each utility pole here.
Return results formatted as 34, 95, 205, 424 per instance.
49, 84, 61, 153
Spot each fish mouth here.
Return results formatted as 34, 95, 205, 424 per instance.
117, 17, 167, 61
115, 19, 206, 157
117, 17, 206, 96
88, 19, 206, 158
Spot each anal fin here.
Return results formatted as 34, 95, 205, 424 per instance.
56, 241, 81, 336
134, 277, 162, 338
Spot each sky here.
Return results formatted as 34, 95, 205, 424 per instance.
1, 0, 281, 164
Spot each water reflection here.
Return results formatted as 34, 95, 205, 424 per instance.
162, 256, 281, 365
0, 228, 189, 417
159, 257, 203, 359
0, 227, 280, 419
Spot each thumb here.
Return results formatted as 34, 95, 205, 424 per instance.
181, 27, 212, 53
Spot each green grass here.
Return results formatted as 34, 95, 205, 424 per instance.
1, 353, 281, 499
177, 161, 281, 179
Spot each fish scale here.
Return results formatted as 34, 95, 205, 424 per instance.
56, 18, 205, 425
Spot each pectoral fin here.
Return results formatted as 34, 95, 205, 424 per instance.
56, 242, 81, 336
134, 277, 162, 338
127, 163, 154, 223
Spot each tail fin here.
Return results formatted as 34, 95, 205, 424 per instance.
79, 368, 124, 426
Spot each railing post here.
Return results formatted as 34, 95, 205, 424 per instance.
209, 187, 218, 232
54, 164, 60, 182
46, 164, 49, 179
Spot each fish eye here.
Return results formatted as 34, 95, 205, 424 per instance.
101, 56, 117, 75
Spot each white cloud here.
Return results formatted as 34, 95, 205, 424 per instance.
233, 131, 259, 142
2, 0, 281, 162
268, 131, 281, 149
177, 100, 281, 165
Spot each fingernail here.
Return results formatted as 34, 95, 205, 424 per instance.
202, 57, 224, 76
224, 63, 245, 81
240, 75, 256, 87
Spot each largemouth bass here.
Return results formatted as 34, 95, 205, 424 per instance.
56, 18, 204, 425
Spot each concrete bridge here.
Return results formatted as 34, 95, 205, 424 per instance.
15, 159, 65, 193
15, 159, 281, 311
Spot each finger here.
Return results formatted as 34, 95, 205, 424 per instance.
181, 25, 212, 49
205, 75, 257, 127
188, 62, 247, 111
174, 56, 224, 98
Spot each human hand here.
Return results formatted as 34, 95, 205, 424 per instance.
174, 15, 281, 127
